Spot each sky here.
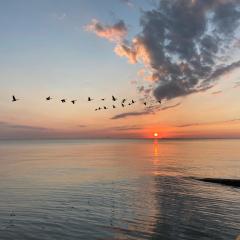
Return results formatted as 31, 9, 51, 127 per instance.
0, 0, 240, 139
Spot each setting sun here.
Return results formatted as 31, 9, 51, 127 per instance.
154, 132, 159, 137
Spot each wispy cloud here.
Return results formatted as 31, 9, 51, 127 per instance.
176, 123, 202, 128
148, 102, 181, 112
211, 90, 222, 95
52, 12, 67, 21
233, 81, 240, 88
0, 121, 48, 131
120, 0, 134, 8
110, 125, 142, 131
111, 102, 181, 119
77, 124, 87, 128
111, 111, 148, 120
176, 118, 240, 128
10, 125, 48, 131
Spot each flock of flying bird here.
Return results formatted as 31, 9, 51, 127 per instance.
11, 95, 162, 111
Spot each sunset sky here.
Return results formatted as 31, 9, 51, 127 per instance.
0, 0, 240, 139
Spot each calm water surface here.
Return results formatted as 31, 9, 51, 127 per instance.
0, 139, 239, 240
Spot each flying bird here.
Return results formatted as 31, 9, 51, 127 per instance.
131, 100, 135, 104
46, 96, 52, 101
71, 100, 77, 104
88, 97, 93, 101
103, 106, 107, 110
112, 95, 117, 101
12, 95, 19, 102
98, 107, 101, 110
122, 99, 126, 103
144, 102, 147, 106
113, 105, 116, 108
101, 98, 105, 101
122, 103, 125, 107
61, 99, 66, 103
158, 100, 161, 104
128, 103, 131, 106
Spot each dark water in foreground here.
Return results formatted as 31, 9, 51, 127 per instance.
0, 139, 239, 240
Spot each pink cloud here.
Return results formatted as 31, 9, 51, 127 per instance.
85, 19, 127, 42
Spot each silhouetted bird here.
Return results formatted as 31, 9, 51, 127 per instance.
98, 107, 101, 110
158, 100, 161, 104
101, 98, 105, 101
61, 99, 66, 103
144, 102, 147, 106
46, 96, 52, 101
122, 99, 126, 103
122, 103, 125, 107
131, 100, 135, 104
88, 97, 93, 101
112, 95, 117, 101
12, 95, 19, 102
128, 103, 131, 106
95, 108, 98, 111
71, 100, 76, 104
104, 106, 107, 110
113, 105, 116, 108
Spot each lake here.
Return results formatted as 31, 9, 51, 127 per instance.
0, 139, 239, 239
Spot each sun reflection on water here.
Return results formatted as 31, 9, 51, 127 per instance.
152, 139, 162, 176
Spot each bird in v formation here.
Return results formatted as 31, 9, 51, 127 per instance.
12, 95, 19, 102
46, 96, 52, 101
11, 94, 162, 111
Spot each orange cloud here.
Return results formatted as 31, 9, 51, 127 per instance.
114, 37, 151, 66
114, 43, 137, 63
85, 19, 127, 42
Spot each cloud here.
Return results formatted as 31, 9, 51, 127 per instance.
203, 60, 240, 84
0, 121, 48, 131
111, 102, 181, 119
156, 102, 181, 111
10, 125, 48, 131
176, 123, 201, 128
211, 90, 222, 95
114, 43, 138, 63
114, 37, 151, 65
52, 12, 67, 21
233, 39, 240, 47
111, 111, 148, 119
85, 19, 127, 42
176, 118, 240, 128
87, 0, 240, 100
111, 125, 142, 131
120, 0, 134, 7
77, 124, 87, 128
233, 81, 240, 88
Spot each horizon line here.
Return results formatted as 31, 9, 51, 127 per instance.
1, 137, 240, 141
